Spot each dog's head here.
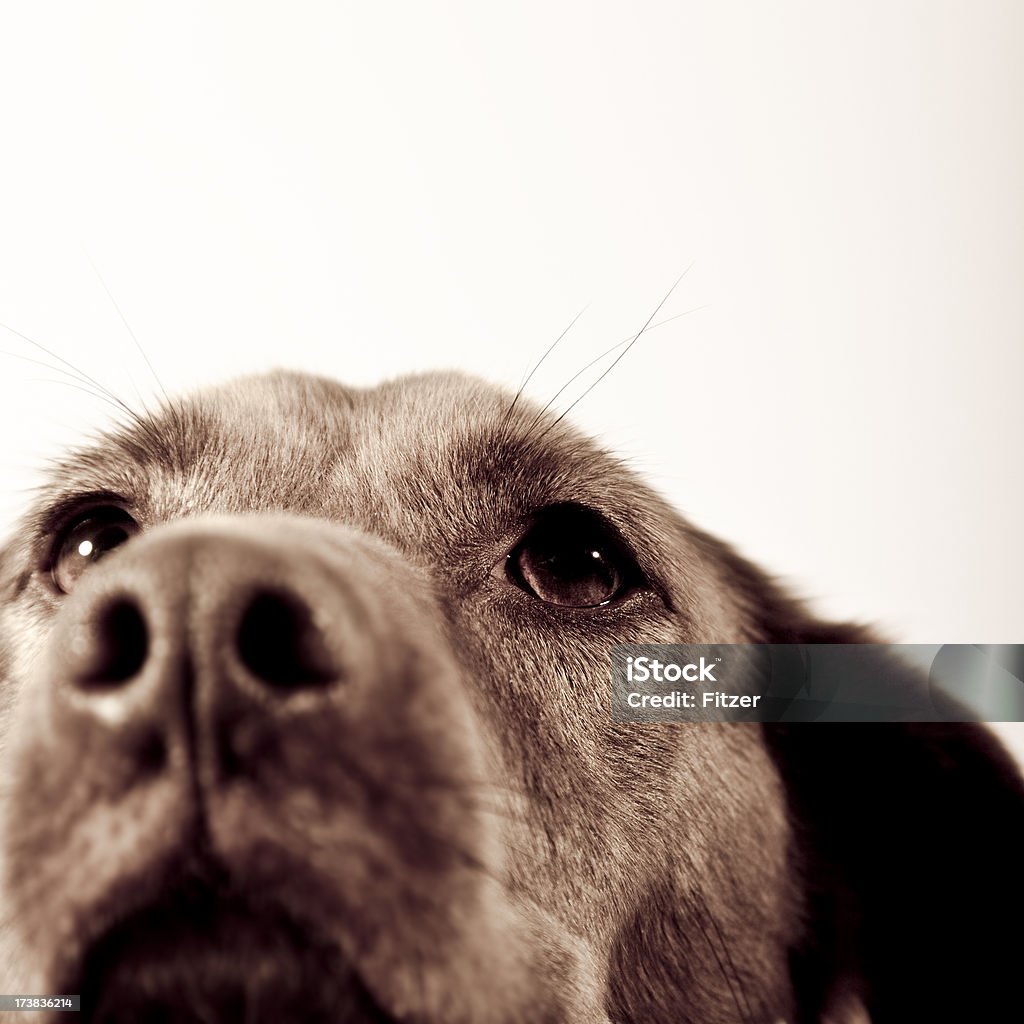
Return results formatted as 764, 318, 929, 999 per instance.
0, 371, 1020, 1023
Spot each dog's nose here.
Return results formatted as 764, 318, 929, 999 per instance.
40, 520, 382, 803
65, 583, 339, 697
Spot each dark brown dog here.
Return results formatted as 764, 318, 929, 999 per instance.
0, 371, 1020, 1023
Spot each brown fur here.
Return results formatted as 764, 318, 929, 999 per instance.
0, 371, 1020, 1022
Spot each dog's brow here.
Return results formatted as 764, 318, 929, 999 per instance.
27, 401, 222, 524
456, 427, 630, 510
31, 488, 132, 537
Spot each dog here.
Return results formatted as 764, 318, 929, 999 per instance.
0, 370, 1020, 1023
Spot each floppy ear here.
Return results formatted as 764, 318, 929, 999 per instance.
697, 537, 1024, 1018
764, 680, 1024, 1022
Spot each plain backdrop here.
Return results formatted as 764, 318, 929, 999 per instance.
0, 4, 1021, 747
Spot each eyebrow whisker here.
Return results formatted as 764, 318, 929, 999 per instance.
534, 269, 693, 440
0, 322, 145, 428
21, 376, 145, 421
500, 305, 588, 437
85, 252, 171, 406
522, 303, 706, 439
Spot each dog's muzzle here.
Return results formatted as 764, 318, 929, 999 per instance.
1, 516, 502, 1022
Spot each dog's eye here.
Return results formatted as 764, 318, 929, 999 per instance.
506, 506, 642, 607
50, 507, 140, 594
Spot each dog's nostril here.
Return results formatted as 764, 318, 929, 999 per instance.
76, 598, 150, 689
134, 732, 167, 776
236, 591, 337, 691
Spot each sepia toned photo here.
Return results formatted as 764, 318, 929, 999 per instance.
0, 4, 1021, 1022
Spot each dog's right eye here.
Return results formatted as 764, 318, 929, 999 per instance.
49, 507, 141, 594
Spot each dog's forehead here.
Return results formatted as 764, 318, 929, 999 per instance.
37, 371, 644, 549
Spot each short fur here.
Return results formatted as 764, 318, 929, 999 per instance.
0, 371, 1020, 1022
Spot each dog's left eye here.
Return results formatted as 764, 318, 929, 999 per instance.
49, 507, 141, 594
505, 505, 644, 608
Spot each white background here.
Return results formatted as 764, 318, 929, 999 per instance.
0, 2, 1021, 749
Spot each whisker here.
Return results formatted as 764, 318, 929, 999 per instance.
689, 890, 755, 1021
522, 305, 706, 438
85, 252, 171, 405
500, 305, 588, 435
536, 268, 693, 439
21, 377, 144, 420
705, 894, 765, 1021
0, 321, 142, 424
1, 348, 110, 390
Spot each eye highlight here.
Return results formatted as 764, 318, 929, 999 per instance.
506, 505, 645, 608
49, 506, 141, 594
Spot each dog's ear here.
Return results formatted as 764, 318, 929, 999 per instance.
697, 538, 1024, 1018
764, 671, 1024, 1022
